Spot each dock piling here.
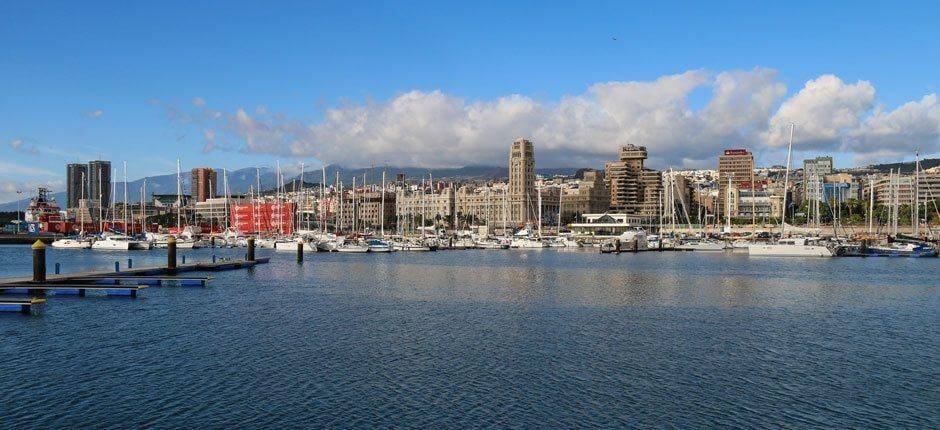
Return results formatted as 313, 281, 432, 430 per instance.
114, 261, 120, 272
247, 237, 255, 261
128, 258, 133, 269
55, 262, 60, 275
297, 241, 304, 263
167, 236, 177, 272
182, 255, 186, 264
32, 240, 46, 282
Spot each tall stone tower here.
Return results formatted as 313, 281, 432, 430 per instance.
508, 138, 536, 225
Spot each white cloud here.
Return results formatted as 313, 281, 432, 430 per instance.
846, 94, 940, 162
763, 75, 875, 149
159, 69, 940, 168
86, 109, 104, 118
192, 97, 206, 107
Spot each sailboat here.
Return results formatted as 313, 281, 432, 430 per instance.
748, 124, 833, 257
53, 171, 92, 249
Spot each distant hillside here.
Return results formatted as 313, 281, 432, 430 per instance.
867, 158, 940, 174
0, 165, 581, 210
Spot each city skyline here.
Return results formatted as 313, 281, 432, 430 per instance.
3, 2, 940, 203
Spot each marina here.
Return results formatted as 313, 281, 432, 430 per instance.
0, 243, 936, 427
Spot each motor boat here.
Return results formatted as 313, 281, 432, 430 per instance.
255, 238, 276, 249
616, 229, 648, 251
393, 241, 431, 251
274, 238, 317, 252
474, 237, 509, 249
366, 238, 395, 253
509, 237, 547, 249
547, 236, 581, 248
92, 233, 148, 251
51, 237, 92, 249
336, 240, 370, 253
675, 240, 725, 252
747, 237, 833, 257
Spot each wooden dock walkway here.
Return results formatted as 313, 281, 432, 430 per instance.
0, 252, 270, 313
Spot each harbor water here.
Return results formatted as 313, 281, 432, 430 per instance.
1, 245, 937, 428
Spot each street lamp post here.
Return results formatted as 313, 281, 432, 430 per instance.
15, 190, 23, 234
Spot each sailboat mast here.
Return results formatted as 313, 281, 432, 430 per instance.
780, 123, 794, 236
381, 170, 386, 237
914, 151, 921, 236
176, 158, 182, 230
868, 175, 874, 234
537, 183, 542, 237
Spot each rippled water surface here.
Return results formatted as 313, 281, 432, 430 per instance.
1, 245, 938, 428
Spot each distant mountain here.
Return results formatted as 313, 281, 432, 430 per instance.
0, 165, 582, 210
865, 158, 940, 174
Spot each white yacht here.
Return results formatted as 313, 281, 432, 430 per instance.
366, 238, 395, 253
509, 237, 547, 248
92, 234, 147, 251
474, 237, 509, 249
336, 240, 370, 253
675, 240, 725, 252
747, 237, 833, 257
274, 238, 317, 252
393, 241, 432, 251
617, 229, 648, 250
51, 237, 92, 249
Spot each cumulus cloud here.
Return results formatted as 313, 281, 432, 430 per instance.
159, 69, 940, 168
763, 75, 876, 149
85, 109, 104, 118
192, 97, 206, 107
845, 94, 940, 162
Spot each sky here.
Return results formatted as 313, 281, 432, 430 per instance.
2, 1, 939, 203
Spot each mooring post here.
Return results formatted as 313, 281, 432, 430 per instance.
212, 254, 217, 263
614, 239, 621, 254
247, 237, 256, 261
182, 255, 186, 264
297, 241, 304, 263
32, 240, 46, 284
167, 236, 177, 272
210, 236, 216, 248
632, 239, 638, 253
659, 238, 664, 252
128, 258, 133, 269
54, 262, 60, 275
115, 261, 120, 272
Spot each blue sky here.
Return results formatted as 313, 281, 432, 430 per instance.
2, 1, 939, 202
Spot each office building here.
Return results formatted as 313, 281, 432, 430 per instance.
717, 149, 754, 218
66, 163, 88, 209
560, 170, 610, 219
191, 167, 218, 203
803, 156, 834, 202
87, 160, 112, 207
605, 144, 662, 218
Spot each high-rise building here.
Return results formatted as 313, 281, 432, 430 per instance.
717, 149, 754, 218
507, 138, 536, 224
87, 160, 112, 207
66, 163, 88, 209
605, 144, 661, 217
803, 156, 833, 202
191, 167, 218, 203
